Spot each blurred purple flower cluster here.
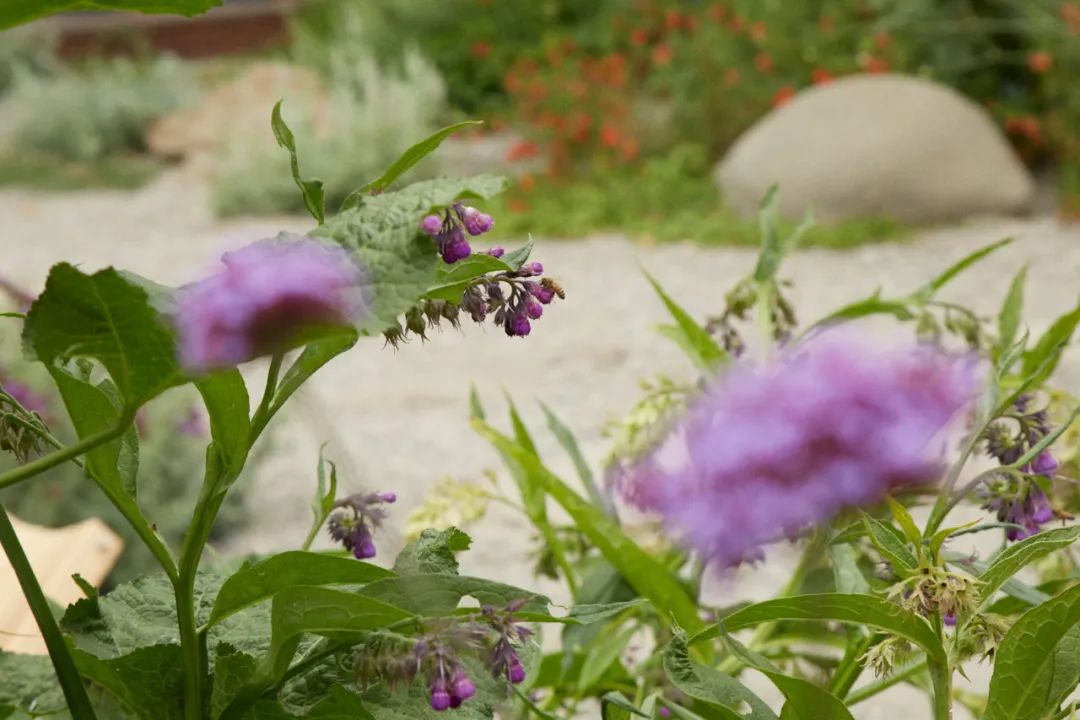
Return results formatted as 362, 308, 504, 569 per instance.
421, 203, 495, 264
327, 490, 397, 559
623, 332, 977, 567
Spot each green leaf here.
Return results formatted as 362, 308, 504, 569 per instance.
196, 370, 251, 473
809, 292, 914, 330
357, 121, 483, 196
0, 651, 65, 716
305, 447, 338, 551
436, 254, 513, 283
885, 497, 922, 547
363, 574, 547, 617
540, 401, 609, 513
517, 599, 646, 625
718, 626, 854, 720
473, 419, 705, 634
911, 238, 1013, 303
997, 265, 1028, 355
47, 363, 174, 571
73, 644, 184, 720
643, 271, 727, 371
500, 238, 534, 272
0, 0, 221, 30
663, 627, 777, 720
601, 692, 649, 719
754, 187, 812, 283
703, 594, 946, 666
977, 526, 1080, 604
827, 543, 870, 595
579, 623, 636, 690
985, 583, 1080, 720
271, 101, 325, 224
468, 385, 486, 420
24, 265, 184, 408
392, 527, 472, 575
211, 644, 259, 720
312, 176, 506, 333
267, 586, 413, 678
207, 552, 394, 627
860, 514, 917, 576
1021, 301, 1080, 387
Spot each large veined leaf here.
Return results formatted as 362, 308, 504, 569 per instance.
984, 583, 1080, 720
25, 265, 185, 408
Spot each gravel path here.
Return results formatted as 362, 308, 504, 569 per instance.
5, 167, 1080, 718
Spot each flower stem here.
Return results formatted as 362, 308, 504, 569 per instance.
0, 504, 97, 720
845, 658, 928, 705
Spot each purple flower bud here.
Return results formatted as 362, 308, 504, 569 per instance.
374, 492, 397, 503
430, 677, 451, 712
422, 215, 443, 236
459, 206, 495, 236
452, 668, 477, 702
353, 534, 376, 559
487, 246, 505, 258
508, 656, 526, 684
1031, 450, 1059, 476
523, 261, 543, 276
506, 314, 531, 337
441, 237, 472, 264
943, 612, 957, 626
525, 299, 543, 320
659, 708, 672, 718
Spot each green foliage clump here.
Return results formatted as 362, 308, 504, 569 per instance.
5, 55, 196, 163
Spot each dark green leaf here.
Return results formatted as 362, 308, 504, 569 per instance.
885, 497, 922, 547
912, 238, 1013, 303
0, 0, 221, 30
579, 623, 635, 690
357, 121, 483, 196
312, 177, 506, 333
663, 627, 777, 720
997, 265, 1028, 355
809, 293, 914, 330
700, 594, 946, 666
267, 586, 413, 678
73, 644, 184, 720
644, 271, 727, 371
977, 526, 1080, 604
517, 599, 646, 625
601, 692, 649, 719
391, 527, 472, 575
473, 420, 705, 634
1021, 301, 1080, 387
362, 574, 547, 617
271, 101, 325, 224
211, 644, 259, 720
718, 626, 854, 720
861, 515, 917, 576
827, 543, 870, 595
25, 265, 184, 407
500, 238, 534, 272
754, 187, 812, 283
435, 254, 513, 283
985, 583, 1080, 720
0, 652, 65, 716
208, 552, 395, 627
196, 370, 251, 473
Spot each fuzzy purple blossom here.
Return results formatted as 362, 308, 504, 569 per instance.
422, 215, 444, 236
486, 246, 505, 258
457, 205, 495, 236
624, 333, 977, 567
176, 238, 363, 372
983, 483, 1054, 541
327, 490, 395, 559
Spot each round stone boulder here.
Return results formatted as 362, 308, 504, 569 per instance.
714, 74, 1036, 223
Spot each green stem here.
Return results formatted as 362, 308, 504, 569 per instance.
0, 504, 97, 720
828, 631, 874, 698
248, 354, 284, 443
925, 434, 979, 537
929, 659, 953, 720
0, 418, 129, 491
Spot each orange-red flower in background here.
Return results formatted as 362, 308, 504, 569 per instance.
818, 15, 834, 33
873, 31, 893, 50
600, 123, 621, 148
754, 51, 774, 72
471, 41, 491, 59
620, 136, 640, 161
708, 2, 726, 23
665, 9, 681, 30
1028, 51, 1053, 74
724, 68, 741, 86
750, 21, 767, 41
862, 55, 889, 74
506, 140, 540, 163
811, 67, 834, 85
773, 85, 796, 107
652, 43, 674, 66
630, 27, 649, 46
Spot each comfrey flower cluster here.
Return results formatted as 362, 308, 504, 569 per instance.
176, 237, 364, 371
327, 491, 396, 559
980, 394, 1059, 540
355, 600, 533, 712
624, 333, 977, 567
421, 203, 495, 264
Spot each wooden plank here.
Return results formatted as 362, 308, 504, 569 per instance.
0, 516, 123, 654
